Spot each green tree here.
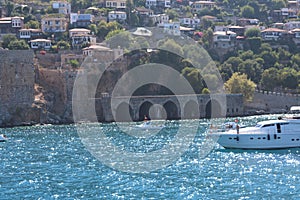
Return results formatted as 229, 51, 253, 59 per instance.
106, 30, 131, 49
245, 27, 261, 38
238, 59, 262, 83
260, 67, 279, 91
201, 27, 213, 49
69, 59, 79, 69
165, 9, 179, 20
241, 5, 255, 18
224, 56, 243, 72
224, 72, 256, 102
271, 0, 287, 10
8, 40, 30, 50
88, 24, 98, 35
57, 40, 70, 50
25, 20, 40, 29
1, 34, 17, 49
260, 50, 278, 69
245, 37, 262, 54
202, 88, 210, 94
279, 68, 298, 89
181, 67, 204, 94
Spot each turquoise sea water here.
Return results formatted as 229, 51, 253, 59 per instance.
1, 115, 300, 199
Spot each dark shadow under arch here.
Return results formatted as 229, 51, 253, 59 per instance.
163, 101, 180, 120
115, 102, 134, 122
205, 99, 222, 119
139, 101, 153, 121
184, 100, 200, 119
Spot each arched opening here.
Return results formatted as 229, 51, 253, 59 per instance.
184, 100, 199, 119
163, 101, 180, 120
139, 101, 153, 121
115, 102, 134, 122
205, 99, 222, 119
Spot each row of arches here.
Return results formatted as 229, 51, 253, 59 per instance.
112, 99, 223, 122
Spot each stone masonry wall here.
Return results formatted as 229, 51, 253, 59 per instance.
0, 50, 36, 126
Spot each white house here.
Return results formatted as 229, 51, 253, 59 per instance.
213, 31, 236, 48
284, 21, 300, 30
19, 28, 43, 40
29, 39, 52, 50
146, 0, 170, 8
159, 22, 180, 36
69, 28, 91, 37
52, 1, 71, 15
191, 1, 216, 13
179, 17, 200, 28
106, 0, 126, 9
108, 11, 127, 22
261, 28, 288, 41
151, 14, 169, 25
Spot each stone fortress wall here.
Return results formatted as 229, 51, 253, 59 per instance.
2, 49, 297, 127
0, 50, 36, 126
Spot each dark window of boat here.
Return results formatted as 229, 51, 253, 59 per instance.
279, 123, 289, 125
261, 124, 274, 128
276, 123, 281, 133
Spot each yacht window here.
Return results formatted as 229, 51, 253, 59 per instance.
279, 123, 289, 125
261, 124, 274, 128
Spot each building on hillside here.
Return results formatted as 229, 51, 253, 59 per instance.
191, 1, 216, 13
151, 14, 169, 26
52, 1, 71, 15
271, 8, 297, 21
158, 21, 180, 36
179, 16, 200, 28
283, 21, 300, 30
29, 39, 52, 50
228, 26, 245, 36
261, 28, 290, 41
69, 28, 96, 49
291, 28, 300, 44
236, 18, 259, 26
134, 7, 154, 16
105, 0, 126, 9
0, 16, 24, 35
19, 28, 43, 40
108, 11, 127, 22
82, 44, 124, 62
70, 13, 94, 28
213, 31, 237, 49
41, 16, 68, 33
145, 0, 171, 8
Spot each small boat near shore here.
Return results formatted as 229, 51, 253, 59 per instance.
209, 106, 300, 150
134, 121, 165, 130
0, 134, 8, 142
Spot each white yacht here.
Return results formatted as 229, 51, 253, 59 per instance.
209, 106, 300, 149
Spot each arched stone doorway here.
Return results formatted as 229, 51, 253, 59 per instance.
205, 99, 222, 119
184, 100, 199, 119
115, 102, 134, 122
139, 101, 153, 121
163, 101, 180, 120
